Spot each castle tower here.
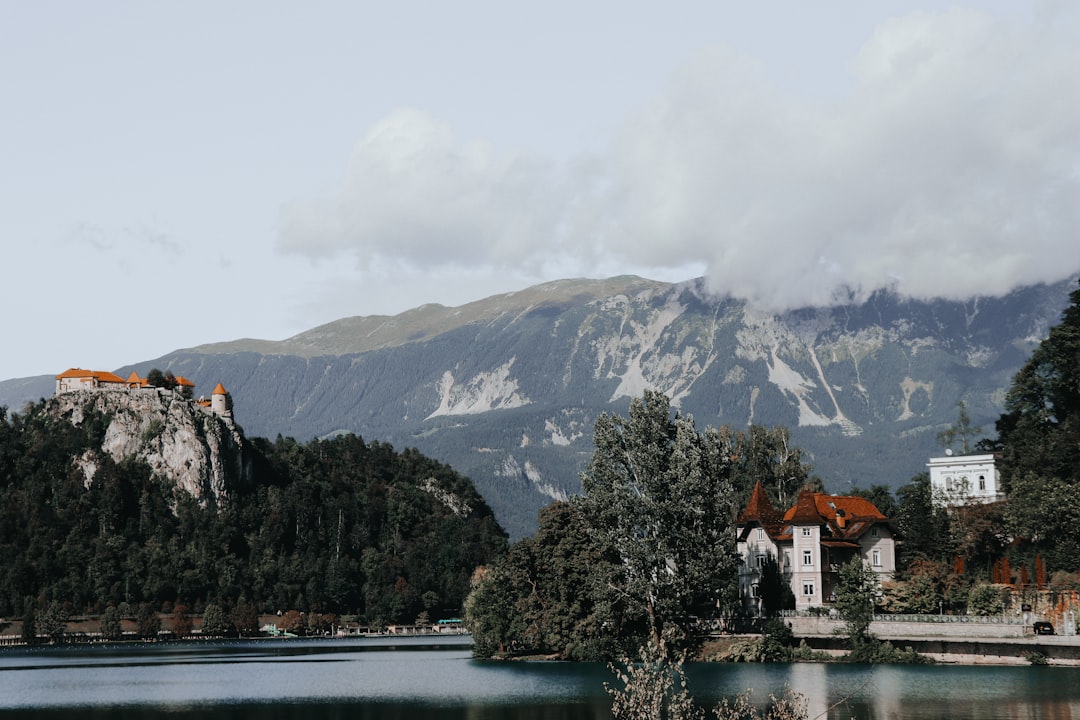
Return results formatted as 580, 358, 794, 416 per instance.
210, 383, 232, 419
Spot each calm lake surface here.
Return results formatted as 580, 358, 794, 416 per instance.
1, 635, 1078, 719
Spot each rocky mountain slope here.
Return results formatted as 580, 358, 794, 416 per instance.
3, 275, 1073, 538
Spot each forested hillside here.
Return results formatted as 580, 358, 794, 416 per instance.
0, 394, 506, 624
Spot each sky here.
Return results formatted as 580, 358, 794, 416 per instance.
3, 1, 1079, 381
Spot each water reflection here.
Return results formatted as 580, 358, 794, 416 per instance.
3, 638, 1080, 719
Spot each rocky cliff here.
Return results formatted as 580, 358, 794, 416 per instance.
49, 389, 252, 507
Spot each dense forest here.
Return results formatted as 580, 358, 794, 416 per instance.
0, 399, 507, 625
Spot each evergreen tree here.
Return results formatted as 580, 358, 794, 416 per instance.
937, 401, 983, 454
757, 553, 794, 618
200, 603, 231, 637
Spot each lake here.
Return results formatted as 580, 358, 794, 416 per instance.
1, 635, 1078, 719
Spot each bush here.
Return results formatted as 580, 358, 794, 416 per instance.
760, 619, 795, 662
967, 584, 1003, 616
1024, 651, 1049, 666
847, 639, 932, 664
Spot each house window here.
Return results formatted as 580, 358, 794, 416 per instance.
802, 549, 813, 566
871, 526, 879, 538
801, 527, 812, 537
872, 549, 881, 567
751, 583, 760, 599
802, 581, 815, 597
783, 550, 792, 569
757, 527, 764, 541
978, 475, 986, 491
756, 555, 766, 569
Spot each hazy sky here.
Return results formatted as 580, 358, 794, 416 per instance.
3, 1, 1079, 381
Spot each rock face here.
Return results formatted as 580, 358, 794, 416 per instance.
50, 389, 252, 507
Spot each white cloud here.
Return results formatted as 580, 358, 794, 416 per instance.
279, 7, 1080, 311
279, 108, 570, 273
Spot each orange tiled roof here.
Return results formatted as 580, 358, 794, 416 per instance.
55, 368, 127, 384
211, 383, 227, 395
126, 371, 149, 386
738, 481, 782, 525
780, 489, 890, 540
784, 489, 824, 524
174, 375, 195, 388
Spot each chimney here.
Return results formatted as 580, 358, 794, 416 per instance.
836, 508, 847, 529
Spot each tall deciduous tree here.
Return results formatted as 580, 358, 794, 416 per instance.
578, 391, 741, 660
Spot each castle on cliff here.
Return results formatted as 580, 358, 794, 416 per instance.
55, 368, 233, 420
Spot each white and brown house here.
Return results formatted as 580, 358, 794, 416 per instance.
735, 482, 898, 613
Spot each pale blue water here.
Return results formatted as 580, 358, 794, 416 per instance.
0, 636, 1077, 719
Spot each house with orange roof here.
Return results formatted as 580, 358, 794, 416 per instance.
55, 368, 129, 394
735, 482, 897, 613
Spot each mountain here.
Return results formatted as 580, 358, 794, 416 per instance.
3, 275, 1073, 538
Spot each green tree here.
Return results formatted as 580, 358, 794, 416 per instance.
834, 558, 877, 648
894, 473, 951, 564
757, 553, 794, 618
171, 602, 193, 637
201, 603, 231, 636
937, 401, 983, 454
231, 600, 259, 637
967, 583, 1003, 616
20, 600, 36, 645
38, 601, 69, 644
734, 425, 813, 510
100, 605, 123, 640
996, 281, 1080, 572
136, 602, 161, 640
578, 391, 741, 660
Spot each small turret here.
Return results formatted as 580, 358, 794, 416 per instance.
210, 383, 232, 419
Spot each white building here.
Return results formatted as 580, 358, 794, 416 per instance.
927, 452, 1003, 508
